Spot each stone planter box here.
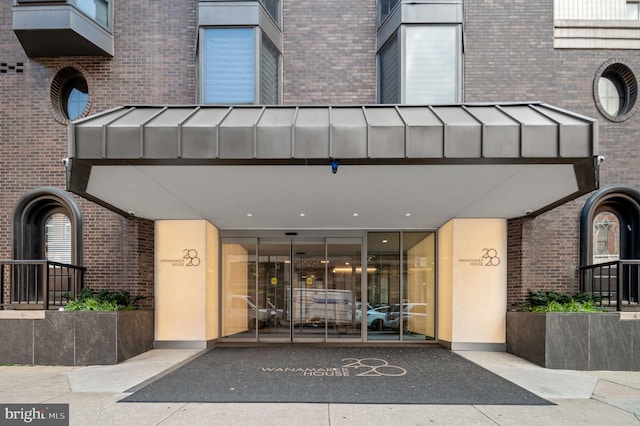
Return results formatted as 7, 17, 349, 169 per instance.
0, 310, 154, 366
507, 311, 640, 371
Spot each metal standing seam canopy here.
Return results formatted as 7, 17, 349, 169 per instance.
67, 103, 599, 229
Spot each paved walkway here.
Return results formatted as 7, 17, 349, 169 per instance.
1, 349, 640, 425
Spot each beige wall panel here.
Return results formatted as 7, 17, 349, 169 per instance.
155, 220, 210, 342
438, 218, 507, 347
451, 219, 507, 343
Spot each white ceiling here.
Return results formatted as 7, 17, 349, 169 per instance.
86, 163, 578, 229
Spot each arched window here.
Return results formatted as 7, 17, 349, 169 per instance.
581, 186, 640, 303
10, 188, 83, 307
581, 186, 640, 266
592, 210, 620, 264
13, 188, 82, 265
45, 212, 72, 264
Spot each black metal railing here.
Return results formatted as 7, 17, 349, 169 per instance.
580, 260, 640, 311
0, 260, 86, 310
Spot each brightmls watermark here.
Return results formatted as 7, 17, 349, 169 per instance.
0, 404, 68, 425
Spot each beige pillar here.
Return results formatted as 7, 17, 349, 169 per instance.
155, 220, 219, 348
437, 218, 507, 351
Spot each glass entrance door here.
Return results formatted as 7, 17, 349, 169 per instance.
221, 236, 362, 342
291, 239, 362, 342
256, 241, 291, 340
291, 240, 327, 341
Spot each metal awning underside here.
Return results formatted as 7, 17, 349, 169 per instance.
67, 103, 599, 229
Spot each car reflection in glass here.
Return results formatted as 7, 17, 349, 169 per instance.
355, 304, 391, 330
387, 303, 428, 333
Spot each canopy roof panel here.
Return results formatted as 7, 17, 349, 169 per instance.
67, 103, 599, 229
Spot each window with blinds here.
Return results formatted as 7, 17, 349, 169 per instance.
378, 33, 399, 104
405, 26, 459, 104
45, 213, 72, 264
203, 28, 256, 104
260, 37, 280, 104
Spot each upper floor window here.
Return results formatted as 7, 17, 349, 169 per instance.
262, 0, 281, 26
16, 0, 110, 28
13, 0, 114, 56
554, 0, 640, 49
378, 0, 399, 25
204, 29, 255, 104
198, 1, 282, 105
50, 65, 92, 123
593, 60, 638, 122
201, 28, 281, 105
405, 26, 460, 104
629, 1, 640, 19
74, 0, 109, 27
376, 0, 463, 104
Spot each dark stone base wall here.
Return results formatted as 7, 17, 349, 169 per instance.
507, 312, 640, 371
0, 311, 154, 365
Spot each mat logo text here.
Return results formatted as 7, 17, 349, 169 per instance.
261, 358, 407, 377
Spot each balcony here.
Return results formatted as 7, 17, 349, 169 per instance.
1, 260, 86, 310
13, 0, 114, 57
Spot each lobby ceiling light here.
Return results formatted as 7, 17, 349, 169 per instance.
247, 213, 253, 217
333, 267, 377, 274
382, 239, 388, 243
353, 213, 359, 217
299, 212, 306, 217
405, 213, 412, 217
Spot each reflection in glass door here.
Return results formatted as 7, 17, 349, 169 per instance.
367, 232, 435, 341
291, 239, 362, 341
257, 241, 291, 341
220, 237, 362, 342
326, 239, 362, 341
292, 241, 326, 341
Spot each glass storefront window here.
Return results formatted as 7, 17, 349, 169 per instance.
221, 233, 433, 343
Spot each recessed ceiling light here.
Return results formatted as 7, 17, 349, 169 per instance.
353, 213, 359, 217
299, 213, 306, 217
247, 213, 253, 217
382, 239, 388, 243
405, 213, 411, 217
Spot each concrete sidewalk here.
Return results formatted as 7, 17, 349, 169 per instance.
1, 349, 640, 425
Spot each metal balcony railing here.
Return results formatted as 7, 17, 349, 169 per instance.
580, 259, 640, 311
0, 260, 86, 310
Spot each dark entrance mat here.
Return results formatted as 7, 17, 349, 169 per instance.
121, 346, 552, 405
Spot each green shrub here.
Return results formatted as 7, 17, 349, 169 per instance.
62, 288, 142, 311
524, 290, 604, 312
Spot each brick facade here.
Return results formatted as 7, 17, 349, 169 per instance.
2, 0, 639, 311
1, 1, 197, 309
283, 0, 377, 104
465, 0, 640, 307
